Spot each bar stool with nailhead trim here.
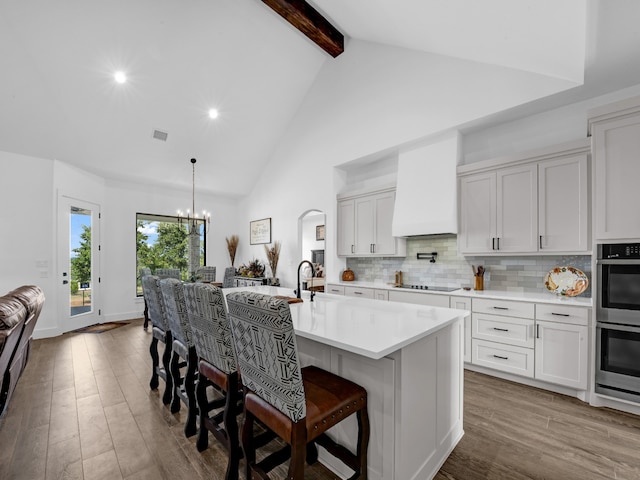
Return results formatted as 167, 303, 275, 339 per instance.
226, 291, 369, 480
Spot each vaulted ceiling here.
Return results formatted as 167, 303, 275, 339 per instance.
2, 0, 640, 196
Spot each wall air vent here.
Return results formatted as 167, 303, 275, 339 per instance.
152, 128, 168, 142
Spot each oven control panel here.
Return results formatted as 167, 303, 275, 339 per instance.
600, 243, 640, 259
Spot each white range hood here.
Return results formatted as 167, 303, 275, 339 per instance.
392, 132, 459, 237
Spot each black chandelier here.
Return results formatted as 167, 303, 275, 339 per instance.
177, 158, 211, 234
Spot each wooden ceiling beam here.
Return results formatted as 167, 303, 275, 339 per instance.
262, 0, 344, 57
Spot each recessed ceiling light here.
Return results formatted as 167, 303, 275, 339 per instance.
114, 71, 127, 84
208, 108, 219, 119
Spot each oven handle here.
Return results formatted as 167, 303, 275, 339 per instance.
597, 259, 640, 265
597, 322, 640, 334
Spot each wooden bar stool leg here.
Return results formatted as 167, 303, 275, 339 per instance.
183, 347, 198, 437
355, 408, 370, 480
224, 372, 240, 480
169, 350, 181, 413
288, 422, 307, 479
196, 374, 210, 452
241, 410, 256, 480
149, 337, 159, 390
162, 333, 173, 405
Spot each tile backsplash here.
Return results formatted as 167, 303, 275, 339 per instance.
345, 234, 592, 297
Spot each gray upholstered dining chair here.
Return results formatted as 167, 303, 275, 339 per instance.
160, 278, 198, 437
226, 291, 370, 480
183, 283, 242, 480
141, 275, 173, 405
156, 268, 181, 279
222, 267, 236, 288
195, 266, 216, 282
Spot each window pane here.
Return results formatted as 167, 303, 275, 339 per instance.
136, 213, 207, 295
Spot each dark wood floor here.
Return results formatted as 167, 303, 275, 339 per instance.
1, 318, 639, 480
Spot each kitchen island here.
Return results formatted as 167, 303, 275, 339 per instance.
223, 286, 469, 480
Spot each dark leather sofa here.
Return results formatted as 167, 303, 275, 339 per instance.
0, 285, 45, 417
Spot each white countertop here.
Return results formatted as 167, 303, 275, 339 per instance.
223, 286, 469, 360
328, 280, 593, 307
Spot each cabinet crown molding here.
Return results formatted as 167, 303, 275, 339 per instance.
588, 94, 640, 133
336, 183, 395, 201
457, 138, 590, 176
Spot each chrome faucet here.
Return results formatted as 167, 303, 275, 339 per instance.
295, 260, 316, 301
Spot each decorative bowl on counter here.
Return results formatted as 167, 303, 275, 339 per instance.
342, 268, 355, 282
544, 266, 588, 296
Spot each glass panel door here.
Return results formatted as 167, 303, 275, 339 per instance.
70, 206, 92, 316
58, 196, 100, 332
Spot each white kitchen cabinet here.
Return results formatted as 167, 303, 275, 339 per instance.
458, 140, 590, 254
534, 304, 589, 390
534, 321, 588, 390
538, 154, 589, 252
589, 101, 640, 240
497, 164, 538, 252
450, 296, 471, 363
388, 290, 450, 307
459, 164, 537, 253
374, 289, 389, 301
337, 188, 406, 257
459, 172, 496, 253
337, 199, 355, 256
469, 297, 590, 392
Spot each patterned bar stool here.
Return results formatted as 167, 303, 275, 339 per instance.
222, 267, 236, 288
183, 283, 242, 480
160, 278, 198, 437
195, 266, 216, 282
226, 291, 370, 480
156, 268, 181, 280
141, 275, 173, 405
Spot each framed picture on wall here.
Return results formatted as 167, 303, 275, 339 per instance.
316, 224, 325, 241
250, 218, 272, 244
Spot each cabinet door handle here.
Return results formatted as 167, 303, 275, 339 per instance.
354, 291, 362, 295
493, 327, 509, 332
497, 237, 500, 250
551, 312, 570, 317
539, 235, 543, 249
351, 245, 354, 254
536, 324, 540, 339
493, 306, 509, 310
493, 354, 509, 360
372, 243, 376, 253
492, 237, 495, 250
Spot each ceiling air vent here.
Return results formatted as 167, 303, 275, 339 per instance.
152, 128, 168, 142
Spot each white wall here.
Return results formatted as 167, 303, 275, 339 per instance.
0, 152, 241, 338
0, 152, 56, 335
463, 82, 640, 164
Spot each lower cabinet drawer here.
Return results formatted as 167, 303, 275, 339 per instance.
345, 286, 375, 299
472, 339, 534, 378
472, 313, 535, 348
326, 284, 345, 295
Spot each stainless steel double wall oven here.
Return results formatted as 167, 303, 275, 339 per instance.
596, 243, 640, 401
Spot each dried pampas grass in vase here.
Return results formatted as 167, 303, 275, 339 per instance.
226, 235, 239, 267
264, 241, 281, 285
